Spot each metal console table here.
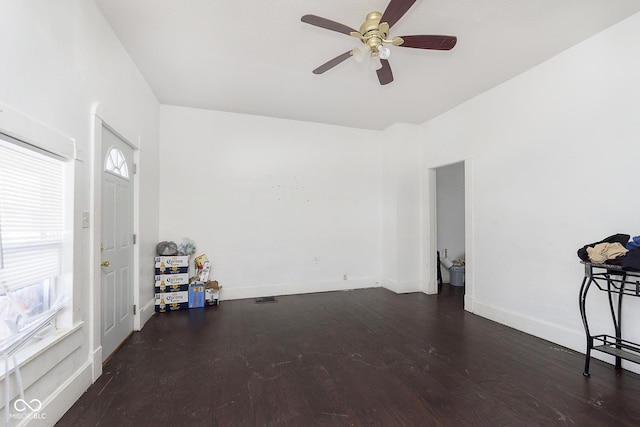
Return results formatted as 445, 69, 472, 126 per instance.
579, 262, 640, 376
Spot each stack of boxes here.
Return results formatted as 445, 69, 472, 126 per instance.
154, 254, 219, 312
195, 255, 219, 306
154, 255, 189, 312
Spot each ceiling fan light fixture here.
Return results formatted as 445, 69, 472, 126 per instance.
352, 43, 369, 63
378, 45, 391, 60
369, 55, 383, 71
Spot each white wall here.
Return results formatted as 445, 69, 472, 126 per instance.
159, 106, 381, 300
0, 3, 636, 423
416, 12, 640, 369
380, 124, 425, 294
0, 1, 159, 424
436, 162, 465, 283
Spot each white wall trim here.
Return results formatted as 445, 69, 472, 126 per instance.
91, 346, 102, 382
90, 104, 141, 372
92, 104, 139, 151
463, 159, 474, 309
20, 360, 93, 427
89, 105, 102, 385
0, 325, 87, 426
471, 299, 584, 350
0, 104, 76, 160
137, 299, 156, 332
220, 279, 380, 301
0, 325, 83, 396
470, 297, 640, 375
425, 158, 474, 307
382, 280, 424, 294
132, 140, 142, 332
424, 168, 438, 294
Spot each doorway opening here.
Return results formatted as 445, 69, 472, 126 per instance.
435, 162, 466, 299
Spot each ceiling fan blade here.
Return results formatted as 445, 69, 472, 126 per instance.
380, 0, 417, 29
377, 59, 394, 85
313, 51, 352, 74
398, 35, 457, 50
301, 14, 358, 36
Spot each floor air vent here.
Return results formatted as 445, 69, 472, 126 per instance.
254, 296, 277, 304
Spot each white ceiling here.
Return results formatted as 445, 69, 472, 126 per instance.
95, 0, 640, 130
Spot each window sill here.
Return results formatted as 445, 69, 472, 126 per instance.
0, 322, 84, 379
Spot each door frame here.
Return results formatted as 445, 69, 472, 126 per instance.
423, 158, 474, 311
90, 104, 141, 381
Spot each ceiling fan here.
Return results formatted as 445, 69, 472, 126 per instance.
301, 0, 457, 85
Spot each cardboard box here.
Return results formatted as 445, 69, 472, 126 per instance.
155, 290, 188, 303
154, 256, 189, 274
155, 273, 189, 288
155, 302, 189, 312
154, 266, 188, 275
155, 291, 189, 312
188, 284, 205, 308
194, 254, 210, 282
205, 289, 219, 306
204, 280, 221, 306
197, 262, 210, 282
155, 283, 189, 293
155, 255, 189, 268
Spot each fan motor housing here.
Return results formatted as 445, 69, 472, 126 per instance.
358, 12, 389, 54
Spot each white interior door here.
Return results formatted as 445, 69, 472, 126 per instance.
101, 127, 134, 361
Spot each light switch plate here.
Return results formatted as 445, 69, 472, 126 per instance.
82, 211, 90, 228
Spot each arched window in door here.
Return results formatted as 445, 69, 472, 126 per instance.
104, 147, 129, 179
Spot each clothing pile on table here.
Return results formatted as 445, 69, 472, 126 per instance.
577, 233, 640, 271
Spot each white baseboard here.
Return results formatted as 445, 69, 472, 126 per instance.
471, 299, 585, 351
470, 298, 640, 375
22, 361, 93, 427
382, 280, 423, 294
92, 346, 102, 382
137, 298, 155, 330
219, 278, 380, 301
464, 294, 473, 309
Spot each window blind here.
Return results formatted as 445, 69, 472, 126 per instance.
0, 138, 65, 293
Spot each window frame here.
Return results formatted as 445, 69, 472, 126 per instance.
0, 135, 68, 341
104, 146, 130, 179
0, 105, 76, 353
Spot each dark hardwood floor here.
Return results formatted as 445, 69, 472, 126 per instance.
57, 286, 640, 426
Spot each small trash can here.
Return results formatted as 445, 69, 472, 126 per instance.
449, 265, 465, 287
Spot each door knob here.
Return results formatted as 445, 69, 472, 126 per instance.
101, 261, 110, 267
